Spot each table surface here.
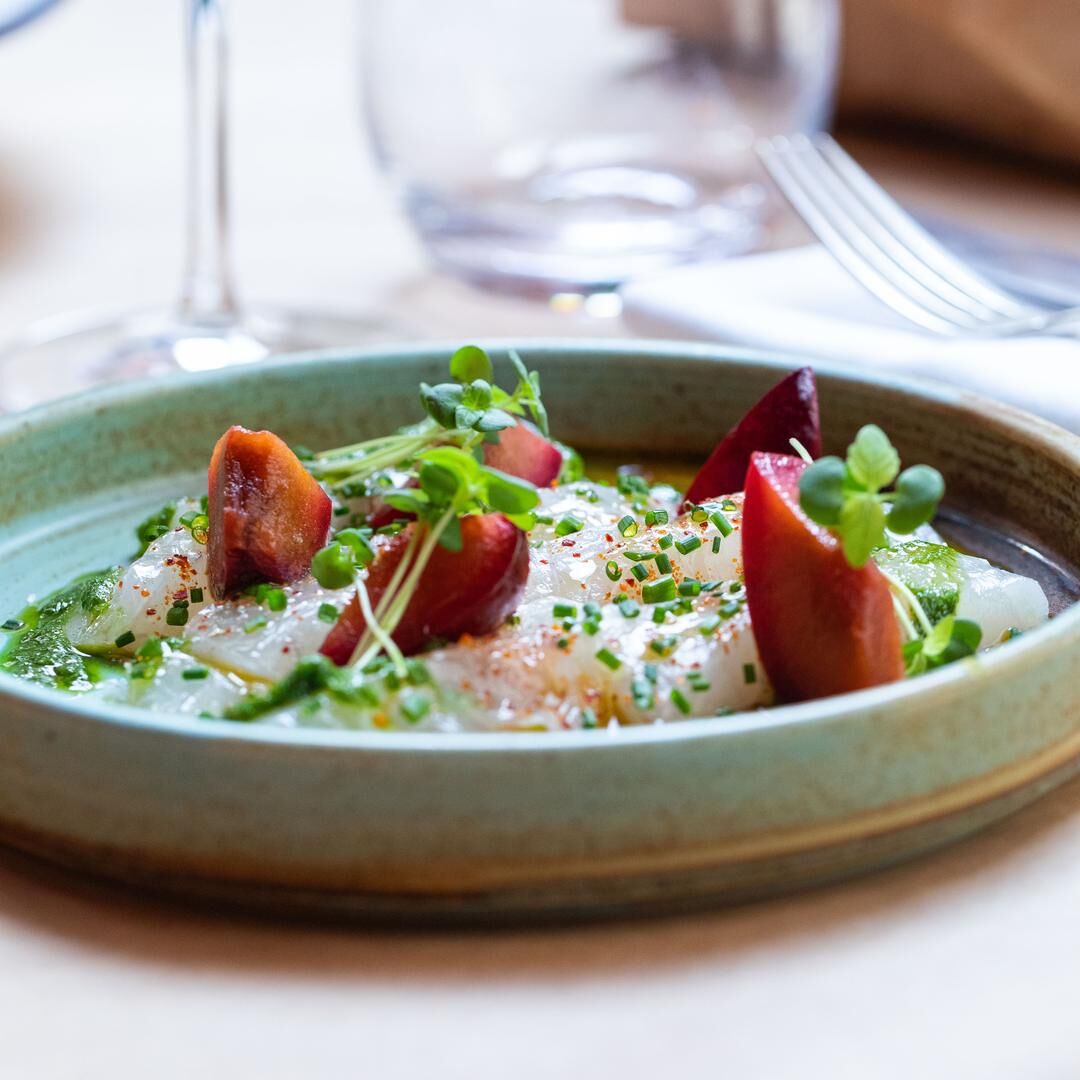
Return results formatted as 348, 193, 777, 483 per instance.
2, 3, 1080, 1077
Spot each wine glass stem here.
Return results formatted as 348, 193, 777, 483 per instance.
178, 0, 238, 326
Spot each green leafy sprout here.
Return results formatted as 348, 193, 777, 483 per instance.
303, 347, 544, 677
307, 345, 549, 501
799, 424, 945, 568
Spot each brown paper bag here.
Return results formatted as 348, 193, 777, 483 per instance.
623, 0, 1080, 168
841, 0, 1080, 168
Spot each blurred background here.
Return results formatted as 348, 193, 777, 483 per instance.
1, 0, 1079, 384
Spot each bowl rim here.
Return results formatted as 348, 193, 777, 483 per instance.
1, 338, 1078, 755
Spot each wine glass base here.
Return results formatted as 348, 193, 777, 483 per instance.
0, 305, 405, 412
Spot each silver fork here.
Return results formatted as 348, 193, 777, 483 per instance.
757, 134, 1080, 338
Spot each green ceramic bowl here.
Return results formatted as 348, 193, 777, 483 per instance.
0, 342, 1078, 922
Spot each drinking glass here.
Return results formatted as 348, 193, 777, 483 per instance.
0, 0, 384, 411
362, 0, 840, 296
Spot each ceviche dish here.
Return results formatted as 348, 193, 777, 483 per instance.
0, 349, 1052, 733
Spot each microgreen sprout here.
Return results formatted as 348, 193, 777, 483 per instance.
902, 616, 982, 676
799, 425, 945, 567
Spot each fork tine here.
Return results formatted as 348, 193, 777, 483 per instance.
758, 138, 975, 335
791, 138, 1013, 325
817, 136, 1033, 319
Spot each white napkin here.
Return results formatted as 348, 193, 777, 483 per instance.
621, 245, 1080, 433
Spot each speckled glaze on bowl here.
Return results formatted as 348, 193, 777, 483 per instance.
0, 342, 1078, 922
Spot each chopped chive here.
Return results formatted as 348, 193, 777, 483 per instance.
678, 581, 703, 597
617, 515, 638, 538
652, 607, 670, 624
245, 616, 268, 634
720, 601, 741, 618
266, 588, 288, 613
630, 564, 648, 582
400, 692, 430, 723
654, 552, 673, 575
581, 707, 598, 730
690, 507, 708, 524
645, 509, 669, 527
618, 598, 640, 618
555, 514, 584, 537
622, 550, 657, 562
689, 675, 711, 692
675, 535, 702, 555
701, 580, 723, 592
582, 619, 601, 636
584, 602, 602, 619
113, 630, 136, 648
137, 638, 163, 660
561, 619, 575, 632
318, 603, 339, 624
605, 561, 621, 582
552, 602, 577, 619
165, 604, 189, 627
658, 534, 674, 550
712, 536, 722, 553
643, 662, 659, 682
743, 663, 757, 685
631, 678, 655, 710
700, 614, 722, 635
671, 688, 692, 715
595, 647, 622, 670
650, 635, 678, 657
557, 637, 571, 650
710, 511, 734, 537
1, 619, 24, 632
721, 498, 738, 512
189, 587, 204, 604
642, 575, 677, 604
182, 666, 210, 681
534, 514, 555, 526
